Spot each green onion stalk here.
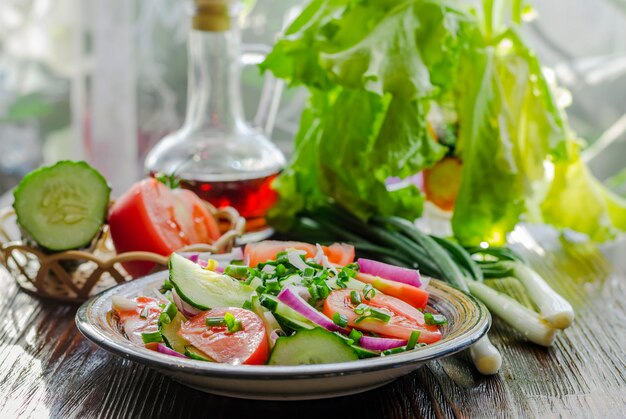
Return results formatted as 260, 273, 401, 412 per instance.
280, 205, 575, 374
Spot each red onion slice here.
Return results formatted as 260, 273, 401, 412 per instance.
276, 287, 348, 334
156, 343, 187, 358
171, 289, 202, 318
357, 258, 422, 288
358, 335, 407, 351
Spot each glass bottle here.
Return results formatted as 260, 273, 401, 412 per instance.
144, 0, 285, 229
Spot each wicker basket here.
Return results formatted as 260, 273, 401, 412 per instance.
0, 204, 245, 302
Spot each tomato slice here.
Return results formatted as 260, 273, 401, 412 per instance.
323, 289, 442, 344
113, 297, 164, 346
244, 240, 355, 267
178, 307, 269, 365
109, 178, 221, 277
356, 273, 429, 310
325, 243, 355, 266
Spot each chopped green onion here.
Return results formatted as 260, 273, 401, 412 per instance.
382, 346, 407, 356
224, 265, 249, 279
318, 283, 330, 299
308, 285, 320, 301
141, 330, 163, 344
224, 311, 243, 333
424, 312, 448, 326
349, 329, 363, 343
275, 264, 286, 277
266, 278, 280, 293
332, 312, 348, 328
354, 315, 369, 324
345, 262, 360, 272
363, 284, 376, 300
350, 290, 362, 305
303, 267, 315, 277
354, 303, 369, 315
163, 302, 177, 319
406, 330, 421, 350
162, 278, 173, 290
159, 312, 171, 325
341, 266, 357, 278
205, 316, 227, 327
369, 307, 391, 322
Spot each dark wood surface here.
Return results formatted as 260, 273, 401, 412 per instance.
1, 228, 625, 419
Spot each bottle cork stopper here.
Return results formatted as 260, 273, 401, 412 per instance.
192, 0, 237, 32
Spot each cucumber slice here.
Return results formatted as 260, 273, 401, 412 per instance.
184, 346, 213, 361
350, 345, 380, 359
160, 312, 189, 354
259, 294, 315, 331
268, 328, 359, 365
169, 253, 254, 310
13, 161, 110, 251
273, 313, 315, 332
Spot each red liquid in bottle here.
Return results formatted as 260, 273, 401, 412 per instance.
178, 173, 280, 231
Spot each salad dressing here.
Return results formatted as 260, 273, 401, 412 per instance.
144, 0, 285, 229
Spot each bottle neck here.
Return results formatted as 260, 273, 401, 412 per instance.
183, 21, 245, 132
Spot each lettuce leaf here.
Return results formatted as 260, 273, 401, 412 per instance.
541, 143, 626, 241
263, 0, 626, 243
451, 47, 526, 245
265, 0, 467, 228
451, 28, 570, 245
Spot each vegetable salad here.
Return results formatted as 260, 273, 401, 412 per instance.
111, 241, 446, 365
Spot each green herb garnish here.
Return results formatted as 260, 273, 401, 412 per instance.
406, 330, 421, 350
332, 313, 348, 328
141, 330, 163, 344
424, 312, 447, 326
224, 312, 243, 333
205, 316, 227, 327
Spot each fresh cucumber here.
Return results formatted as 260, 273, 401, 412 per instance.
273, 313, 315, 332
169, 253, 254, 310
13, 160, 110, 251
268, 328, 359, 365
350, 345, 380, 359
160, 312, 189, 354
259, 294, 315, 331
184, 346, 213, 361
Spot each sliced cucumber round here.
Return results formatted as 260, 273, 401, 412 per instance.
169, 253, 255, 310
268, 328, 359, 365
13, 161, 110, 251
160, 312, 189, 354
184, 346, 213, 361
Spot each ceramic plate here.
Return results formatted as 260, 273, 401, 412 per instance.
76, 272, 490, 400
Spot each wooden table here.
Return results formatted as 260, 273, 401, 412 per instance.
1, 228, 625, 418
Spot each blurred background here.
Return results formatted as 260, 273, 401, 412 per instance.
0, 0, 625, 197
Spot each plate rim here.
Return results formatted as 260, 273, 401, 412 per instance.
75, 271, 490, 380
